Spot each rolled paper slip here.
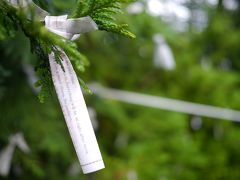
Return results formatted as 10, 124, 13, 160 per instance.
45, 15, 104, 174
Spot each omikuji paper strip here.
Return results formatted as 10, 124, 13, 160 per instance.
49, 51, 104, 174
45, 15, 104, 173
6, 0, 105, 174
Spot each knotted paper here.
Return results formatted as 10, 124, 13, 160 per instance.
6, 0, 105, 174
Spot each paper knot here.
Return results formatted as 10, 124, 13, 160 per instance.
7, 0, 98, 39
6, 0, 104, 174
45, 15, 98, 41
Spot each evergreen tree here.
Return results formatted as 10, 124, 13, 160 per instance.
1, 0, 240, 179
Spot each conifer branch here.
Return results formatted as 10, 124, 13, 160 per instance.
0, 0, 135, 102
72, 0, 136, 38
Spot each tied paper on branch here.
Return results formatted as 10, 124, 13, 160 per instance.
7, 0, 105, 174
45, 15, 104, 174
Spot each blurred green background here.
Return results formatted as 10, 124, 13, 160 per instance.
1, 0, 240, 179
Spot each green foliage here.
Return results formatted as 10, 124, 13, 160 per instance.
2, 0, 240, 180
78, 3, 240, 178
72, 0, 135, 38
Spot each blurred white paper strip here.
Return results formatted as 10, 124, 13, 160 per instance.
8, 0, 49, 20
0, 143, 14, 176
45, 15, 104, 174
0, 133, 30, 177
89, 83, 240, 122
153, 34, 176, 70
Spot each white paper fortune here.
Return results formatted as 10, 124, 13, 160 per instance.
46, 15, 104, 174
7, 0, 105, 174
